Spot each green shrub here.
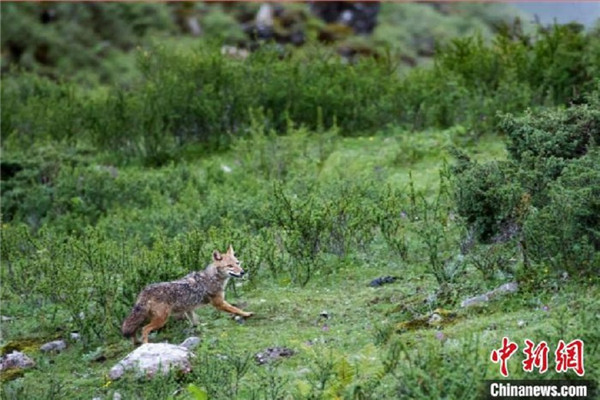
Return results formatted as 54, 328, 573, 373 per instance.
454, 160, 522, 243
523, 152, 600, 274
3, 24, 599, 165
0, 2, 176, 85
454, 102, 600, 278
504, 105, 600, 162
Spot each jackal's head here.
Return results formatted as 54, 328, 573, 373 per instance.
213, 245, 245, 278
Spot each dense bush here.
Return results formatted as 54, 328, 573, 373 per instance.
454, 101, 600, 277
523, 152, 600, 274
3, 24, 598, 165
0, 2, 176, 84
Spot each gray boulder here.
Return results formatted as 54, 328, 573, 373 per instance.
40, 339, 67, 353
0, 351, 35, 371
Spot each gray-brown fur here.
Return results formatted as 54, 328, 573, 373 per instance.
121, 245, 253, 344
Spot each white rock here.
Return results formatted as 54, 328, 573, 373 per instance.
0, 351, 35, 371
40, 340, 67, 353
109, 343, 194, 380
256, 4, 273, 29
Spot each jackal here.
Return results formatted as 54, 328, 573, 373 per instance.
121, 245, 253, 344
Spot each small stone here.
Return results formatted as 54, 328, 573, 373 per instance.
461, 281, 518, 308
369, 276, 398, 287
491, 282, 518, 296
113, 392, 122, 400
255, 347, 295, 365
70, 332, 81, 341
40, 340, 67, 353
517, 320, 526, 328
461, 294, 490, 308
179, 337, 201, 350
0, 351, 35, 371
428, 313, 443, 326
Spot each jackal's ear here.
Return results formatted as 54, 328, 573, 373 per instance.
227, 244, 234, 255
213, 250, 222, 261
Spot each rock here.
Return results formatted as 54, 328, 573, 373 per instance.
179, 337, 201, 350
40, 339, 67, 353
460, 294, 490, 308
221, 46, 249, 60
255, 347, 295, 365
319, 310, 330, 319
255, 3, 274, 39
428, 313, 443, 326
109, 343, 194, 380
517, 320, 526, 328
113, 392, 122, 400
70, 332, 81, 341
369, 276, 398, 287
1, 315, 14, 322
461, 282, 518, 308
490, 282, 518, 296
0, 351, 35, 371
310, 2, 381, 34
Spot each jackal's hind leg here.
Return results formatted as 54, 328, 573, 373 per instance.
141, 304, 170, 344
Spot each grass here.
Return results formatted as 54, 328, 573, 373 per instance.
2, 265, 597, 398
2, 131, 597, 399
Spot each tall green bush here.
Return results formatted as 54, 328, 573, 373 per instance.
454, 101, 600, 277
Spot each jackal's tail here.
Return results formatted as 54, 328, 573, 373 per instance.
121, 304, 147, 338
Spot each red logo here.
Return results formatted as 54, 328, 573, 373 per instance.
491, 337, 519, 377
522, 339, 549, 373
555, 339, 585, 376
491, 338, 584, 377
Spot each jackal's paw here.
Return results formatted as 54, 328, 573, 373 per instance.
241, 311, 254, 318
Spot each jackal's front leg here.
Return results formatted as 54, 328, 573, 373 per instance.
211, 295, 253, 318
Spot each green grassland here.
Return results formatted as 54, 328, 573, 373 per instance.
1, 8, 600, 399
2, 129, 598, 399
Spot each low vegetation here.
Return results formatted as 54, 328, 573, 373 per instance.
1, 8, 598, 399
